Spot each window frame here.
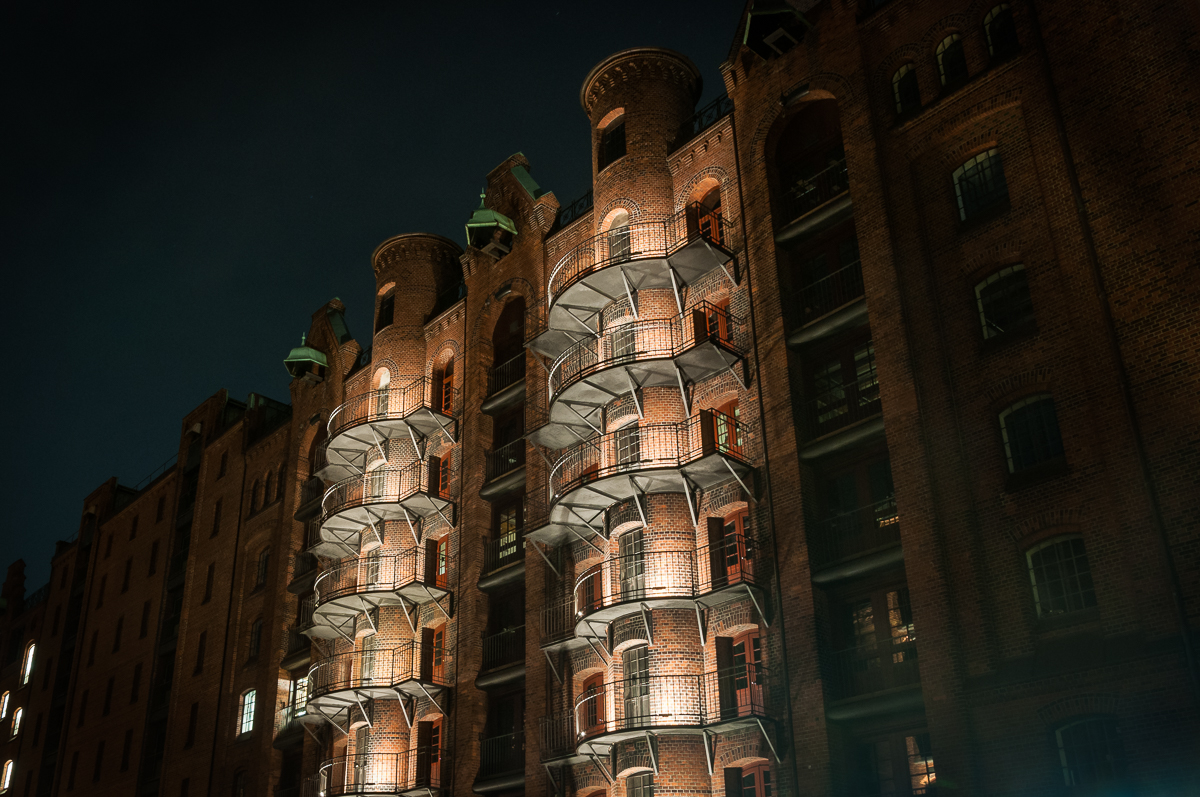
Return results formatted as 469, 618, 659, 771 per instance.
974, 264, 1035, 341
1026, 535, 1098, 619
1056, 716, 1125, 789
952, 148, 1010, 223
984, 4, 1019, 60
892, 63, 920, 117
238, 689, 256, 735
935, 33, 969, 89
20, 644, 34, 686
998, 393, 1066, 475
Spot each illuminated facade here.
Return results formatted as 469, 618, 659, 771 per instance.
2, 2, 1198, 797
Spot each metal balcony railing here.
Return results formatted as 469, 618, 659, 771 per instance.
573, 536, 758, 621
327, 376, 460, 440
298, 595, 316, 628
308, 642, 454, 699
275, 699, 310, 735
291, 552, 318, 581
573, 666, 778, 742
547, 205, 734, 308
540, 598, 575, 647
488, 353, 527, 396
322, 460, 454, 520
550, 412, 755, 500
314, 548, 451, 605
553, 189, 593, 231
479, 730, 525, 777
807, 497, 899, 568
285, 628, 310, 657
482, 531, 524, 574
673, 94, 734, 151
549, 302, 748, 398
484, 438, 526, 483
777, 152, 850, 225
317, 749, 444, 796
539, 714, 576, 761
796, 259, 864, 326
481, 626, 525, 671
826, 641, 920, 700
298, 477, 325, 508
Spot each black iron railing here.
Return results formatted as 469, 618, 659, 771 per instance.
479, 730, 525, 777
313, 547, 451, 607
826, 641, 920, 700
298, 477, 324, 508
308, 642, 454, 698
673, 94, 734, 151
483, 531, 524, 574
285, 629, 310, 657
485, 438, 526, 483
540, 714, 575, 761
488, 352, 527, 396
540, 598, 575, 647
274, 698, 310, 735
805, 345, 881, 440
796, 259, 864, 326
777, 152, 849, 225
481, 626, 525, 671
554, 189, 593, 231
321, 460, 454, 520
317, 749, 444, 796
807, 497, 899, 568
327, 376, 460, 441
20, 584, 50, 613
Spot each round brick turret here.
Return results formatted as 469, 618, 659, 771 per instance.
370, 233, 463, 375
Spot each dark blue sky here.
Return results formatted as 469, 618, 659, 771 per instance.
1, 1, 744, 587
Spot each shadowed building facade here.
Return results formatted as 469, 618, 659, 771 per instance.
1, 2, 1198, 797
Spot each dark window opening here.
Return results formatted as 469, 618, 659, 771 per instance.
598, 119, 626, 171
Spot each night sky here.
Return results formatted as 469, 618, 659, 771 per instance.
1, 1, 744, 587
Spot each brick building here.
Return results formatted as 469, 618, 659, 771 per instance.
1, 1, 1198, 796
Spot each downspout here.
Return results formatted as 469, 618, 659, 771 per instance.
1026, 0, 1198, 701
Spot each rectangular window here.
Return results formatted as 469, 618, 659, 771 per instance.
77, 691, 88, 727
999, 394, 1065, 474
610, 324, 637, 361
120, 729, 133, 772
112, 617, 123, 652
1027, 536, 1097, 617
211, 500, 222, 538
598, 120, 626, 171
202, 564, 215, 604
129, 516, 138, 541
92, 746, 106, 787
627, 772, 653, 797
218, 452, 227, 478
140, 601, 151, 639
976, 264, 1035, 339
614, 424, 641, 468
194, 631, 206, 675
96, 576, 106, 609
67, 751, 78, 791
87, 632, 97, 666
953, 148, 1009, 222
148, 541, 159, 577
156, 497, 165, 522
121, 558, 132, 593
618, 528, 646, 601
102, 678, 114, 716
184, 703, 198, 748
809, 336, 880, 433
622, 645, 650, 726
376, 291, 396, 332
239, 691, 256, 735
130, 663, 142, 704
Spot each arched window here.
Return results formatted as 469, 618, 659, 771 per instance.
728, 762, 772, 797
581, 673, 605, 735
598, 114, 626, 171
20, 644, 35, 686
255, 549, 270, 588
975, 264, 1034, 339
1056, 717, 1125, 787
232, 770, 247, 797
1027, 535, 1097, 617
435, 358, 455, 415
248, 619, 263, 660
984, 4, 1019, 59
1, 760, 12, 793
238, 690, 256, 735
490, 298, 527, 395
249, 481, 261, 514
375, 368, 392, 416
376, 287, 396, 333
952, 148, 1009, 221
606, 210, 631, 263
690, 186, 724, 246
936, 34, 968, 88
0, 692, 9, 719
999, 394, 1065, 473
892, 63, 921, 116
9, 708, 22, 739
263, 471, 274, 505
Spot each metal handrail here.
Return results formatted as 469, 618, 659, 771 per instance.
313, 548, 451, 606
539, 714, 575, 761
572, 536, 758, 620
804, 345, 881, 439
479, 730, 525, 776
308, 642, 454, 698
481, 626, 526, 671
795, 259, 864, 326
483, 532, 525, 574
540, 597, 575, 645
488, 353, 527, 396
549, 302, 748, 397
550, 413, 756, 500
317, 749, 444, 795
807, 497, 899, 568
826, 641, 919, 700
484, 438, 526, 482
573, 666, 777, 742
553, 189, 593, 231
321, 460, 454, 520
327, 376, 460, 441
673, 94, 734, 151
777, 152, 849, 225
547, 205, 733, 308
275, 699, 310, 735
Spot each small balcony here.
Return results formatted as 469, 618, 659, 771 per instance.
476, 730, 525, 793
539, 413, 757, 544
318, 460, 456, 554
307, 642, 453, 718
316, 749, 444, 797
570, 535, 761, 639
294, 476, 326, 522
539, 714, 577, 762
530, 206, 736, 359
774, 153, 852, 244
824, 641, 922, 721
480, 626, 525, 673
481, 532, 525, 591
532, 304, 749, 449
801, 343, 883, 455
482, 438, 526, 499
321, 377, 460, 478
274, 699, 321, 749
807, 497, 902, 584
482, 353, 527, 415
572, 666, 779, 749
282, 627, 314, 669
311, 549, 452, 637
787, 259, 867, 348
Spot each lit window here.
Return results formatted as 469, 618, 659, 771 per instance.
892, 64, 920, 116
1027, 536, 1097, 617
953, 148, 1009, 222
20, 644, 35, 686
936, 34, 968, 88
975, 265, 1034, 339
9, 708, 22, 739
999, 394, 1065, 473
614, 424, 641, 469
627, 772, 653, 797
0, 692, 8, 719
238, 690, 256, 735
984, 5, 1019, 59
1, 760, 12, 793
607, 211, 631, 263
1057, 717, 1125, 788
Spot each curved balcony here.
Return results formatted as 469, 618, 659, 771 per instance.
319, 461, 455, 553
321, 377, 460, 478
572, 667, 778, 749
570, 535, 761, 639
533, 208, 735, 359
307, 643, 454, 718
541, 414, 756, 542
532, 305, 748, 449
317, 749, 444, 797
312, 550, 453, 636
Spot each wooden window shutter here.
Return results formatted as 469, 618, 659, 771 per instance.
692, 307, 709, 344
415, 720, 433, 785
427, 456, 442, 496
424, 538, 439, 585
419, 628, 435, 681
707, 517, 726, 588
700, 409, 717, 455
724, 768, 743, 797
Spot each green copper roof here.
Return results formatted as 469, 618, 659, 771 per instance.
464, 191, 518, 239
510, 165, 543, 199
284, 334, 328, 378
